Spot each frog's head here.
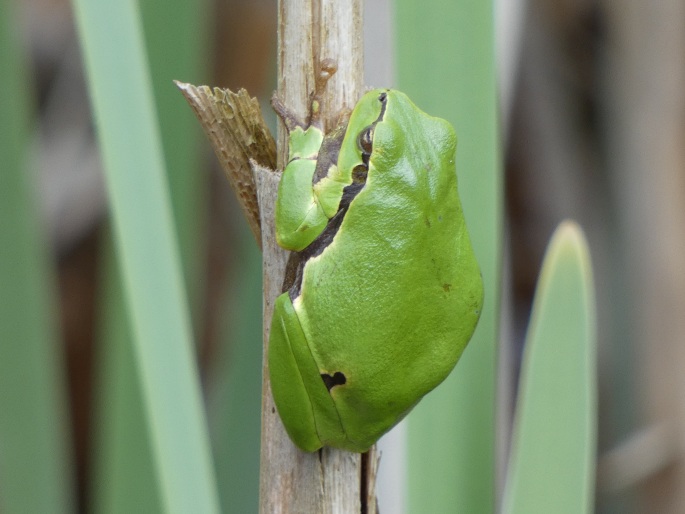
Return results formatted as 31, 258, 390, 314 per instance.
336, 88, 389, 186
337, 89, 456, 189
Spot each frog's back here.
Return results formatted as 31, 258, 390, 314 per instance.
295, 94, 483, 448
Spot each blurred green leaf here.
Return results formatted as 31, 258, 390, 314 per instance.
70, 0, 219, 512
502, 221, 596, 514
90, 0, 211, 511
0, 1, 74, 512
138, 0, 210, 301
395, 1, 501, 512
92, 240, 164, 513
210, 232, 262, 514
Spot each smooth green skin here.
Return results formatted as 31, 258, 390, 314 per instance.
269, 89, 483, 452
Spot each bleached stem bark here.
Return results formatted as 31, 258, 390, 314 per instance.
257, 1, 378, 513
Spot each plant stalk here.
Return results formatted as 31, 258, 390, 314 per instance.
257, 0, 377, 512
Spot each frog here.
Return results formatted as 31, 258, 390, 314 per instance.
268, 66, 483, 453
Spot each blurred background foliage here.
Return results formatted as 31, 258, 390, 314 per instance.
1, 0, 684, 512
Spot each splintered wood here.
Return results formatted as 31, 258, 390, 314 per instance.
175, 82, 276, 248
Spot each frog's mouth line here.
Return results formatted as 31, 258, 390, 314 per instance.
283, 91, 389, 301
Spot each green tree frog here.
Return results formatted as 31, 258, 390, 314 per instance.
268, 82, 483, 453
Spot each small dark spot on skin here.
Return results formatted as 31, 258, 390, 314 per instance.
442, 283, 452, 292
321, 371, 346, 392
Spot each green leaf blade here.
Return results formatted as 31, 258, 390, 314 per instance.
70, 0, 219, 512
503, 220, 597, 514
91, 0, 210, 510
394, 0, 501, 512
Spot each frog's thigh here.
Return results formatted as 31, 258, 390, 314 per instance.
268, 293, 347, 451
268, 294, 322, 451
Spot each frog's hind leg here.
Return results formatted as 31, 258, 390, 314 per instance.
268, 293, 345, 451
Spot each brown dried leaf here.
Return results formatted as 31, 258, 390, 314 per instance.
175, 82, 277, 248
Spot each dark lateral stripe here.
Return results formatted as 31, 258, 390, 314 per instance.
286, 205, 348, 300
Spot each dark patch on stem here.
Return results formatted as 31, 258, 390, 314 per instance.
361, 451, 369, 514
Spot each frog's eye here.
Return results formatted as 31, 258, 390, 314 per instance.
357, 125, 374, 154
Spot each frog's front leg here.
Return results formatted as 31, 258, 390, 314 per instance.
272, 61, 339, 252
272, 108, 329, 251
